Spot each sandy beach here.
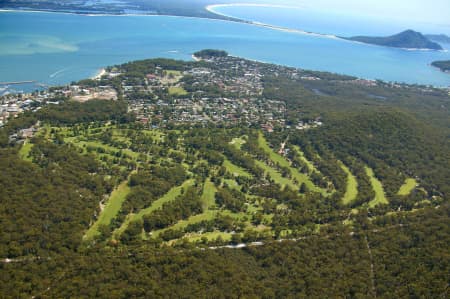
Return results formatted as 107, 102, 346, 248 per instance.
205, 4, 339, 41
92, 68, 106, 80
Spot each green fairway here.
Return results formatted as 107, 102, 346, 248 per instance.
366, 167, 389, 207
201, 180, 217, 209
255, 160, 298, 190
84, 178, 131, 241
397, 178, 417, 196
18, 141, 33, 162
292, 145, 318, 174
183, 231, 233, 243
223, 159, 252, 178
66, 139, 140, 160
152, 210, 218, 238
257, 132, 287, 166
340, 162, 358, 205
168, 86, 188, 96
229, 136, 246, 149
257, 133, 323, 193
113, 179, 195, 238
165, 70, 182, 76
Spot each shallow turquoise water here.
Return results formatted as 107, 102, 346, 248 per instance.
0, 10, 449, 94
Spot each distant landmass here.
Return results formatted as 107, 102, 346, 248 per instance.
425, 34, 450, 44
345, 30, 443, 50
431, 60, 450, 73
0, 0, 244, 21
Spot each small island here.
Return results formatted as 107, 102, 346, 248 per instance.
193, 49, 229, 59
345, 30, 443, 50
431, 60, 450, 73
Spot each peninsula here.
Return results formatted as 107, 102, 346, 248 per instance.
345, 30, 443, 50
431, 60, 450, 73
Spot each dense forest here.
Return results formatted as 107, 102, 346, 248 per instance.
0, 56, 449, 297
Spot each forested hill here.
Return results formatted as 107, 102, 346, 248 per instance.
0, 55, 449, 297
432, 60, 450, 72
425, 33, 450, 44
345, 30, 443, 50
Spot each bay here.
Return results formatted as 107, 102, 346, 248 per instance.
0, 10, 449, 94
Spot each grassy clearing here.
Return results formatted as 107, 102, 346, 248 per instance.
113, 179, 195, 239
223, 159, 252, 178
365, 167, 389, 207
340, 162, 358, 205
229, 136, 246, 149
168, 86, 188, 96
397, 178, 418, 196
18, 141, 33, 162
84, 178, 131, 241
165, 70, 182, 76
201, 180, 217, 210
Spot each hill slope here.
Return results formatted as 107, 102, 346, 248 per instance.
432, 60, 450, 72
345, 30, 443, 50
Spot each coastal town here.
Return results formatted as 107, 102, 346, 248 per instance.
2, 51, 449, 133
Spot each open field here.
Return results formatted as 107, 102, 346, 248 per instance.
397, 178, 418, 196
168, 86, 188, 96
84, 178, 131, 241
340, 162, 358, 205
366, 167, 389, 207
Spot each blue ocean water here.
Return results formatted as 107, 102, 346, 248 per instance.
0, 10, 449, 94
210, 5, 450, 37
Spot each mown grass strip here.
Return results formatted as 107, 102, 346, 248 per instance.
18, 141, 33, 162
84, 178, 131, 241
113, 179, 195, 239
201, 179, 217, 210
292, 145, 318, 174
397, 178, 417, 196
339, 162, 358, 205
366, 167, 388, 207
257, 133, 323, 193
223, 159, 252, 178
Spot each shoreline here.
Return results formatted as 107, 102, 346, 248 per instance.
205, 4, 339, 41
2, 7, 446, 53
205, 4, 448, 52
92, 68, 106, 80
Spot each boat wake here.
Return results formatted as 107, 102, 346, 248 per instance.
49, 67, 69, 79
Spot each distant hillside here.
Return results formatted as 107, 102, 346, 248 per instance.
345, 30, 443, 50
431, 60, 450, 72
425, 34, 450, 44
